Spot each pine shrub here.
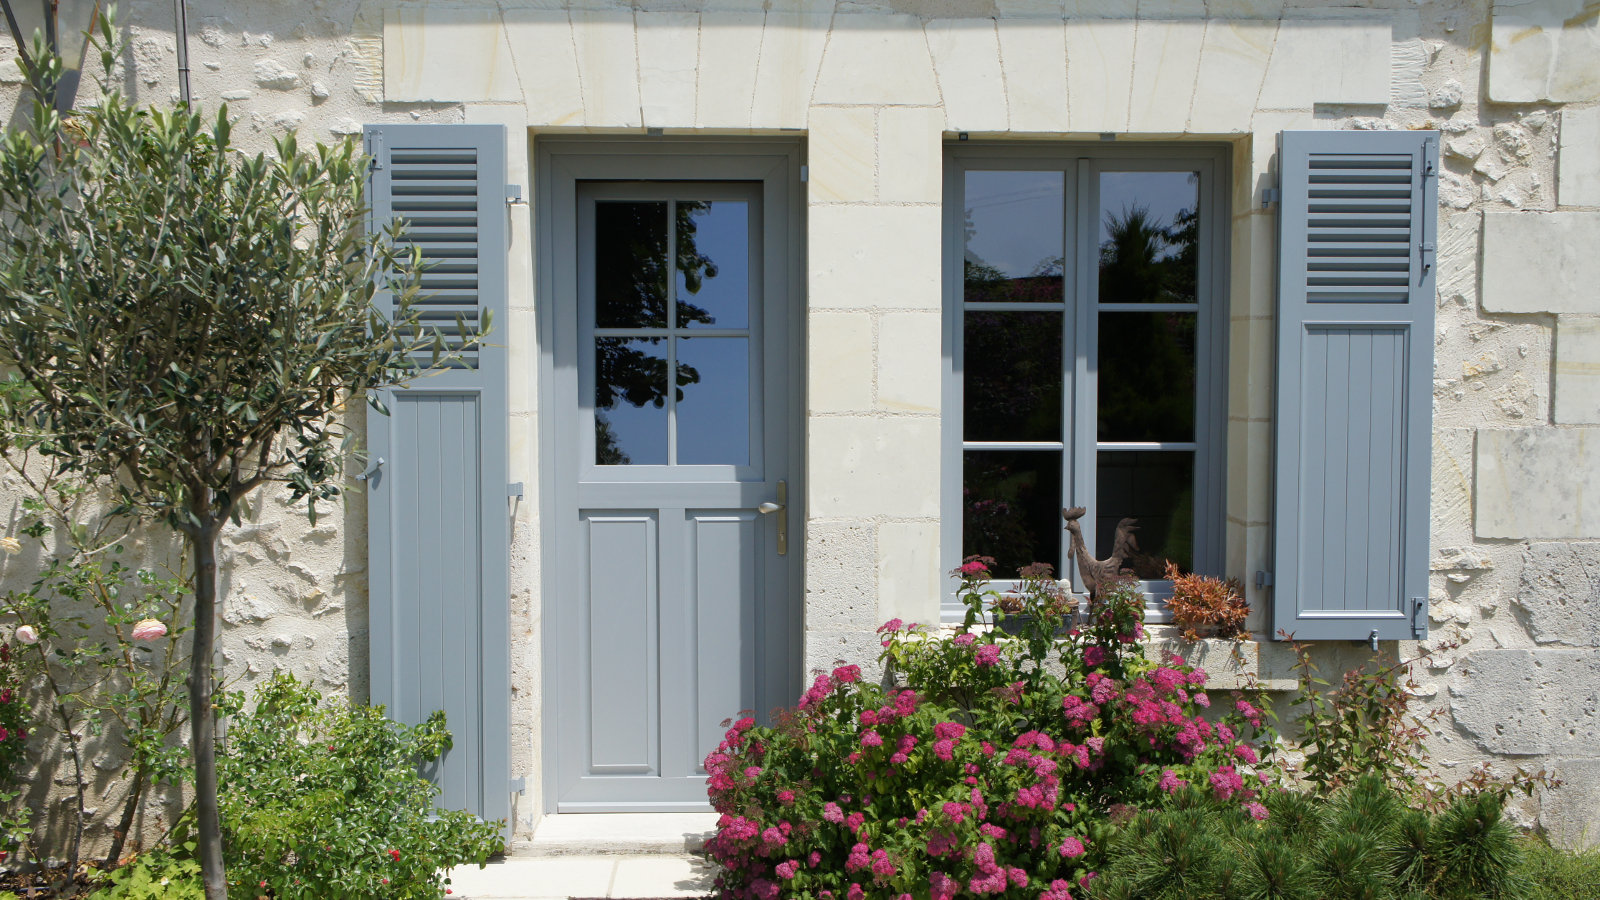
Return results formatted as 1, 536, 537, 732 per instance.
1090, 777, 1530, 900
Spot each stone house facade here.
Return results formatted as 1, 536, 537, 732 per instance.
2, 0, 1598, 847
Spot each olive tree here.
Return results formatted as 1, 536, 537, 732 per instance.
0, 23, 456, 899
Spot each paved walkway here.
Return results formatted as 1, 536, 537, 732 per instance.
444, 854, 716, 899
444, 814, 721, 899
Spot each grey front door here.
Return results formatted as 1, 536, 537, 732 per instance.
545, 153, 801, 811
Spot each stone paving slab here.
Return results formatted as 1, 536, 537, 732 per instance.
445, 854, 716, 899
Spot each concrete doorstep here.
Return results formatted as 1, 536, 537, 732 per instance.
444, 854, 717, 900
444, 814, 721, 899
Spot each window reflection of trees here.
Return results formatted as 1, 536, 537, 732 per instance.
964, 310, 1062, 442
1097, 203, 1199, 443
1096, 199, 1200, 577
959, 188, 1203, 578
963, 255, 1065, 304
963, 452, 1061, 578
594, 201, 721, 465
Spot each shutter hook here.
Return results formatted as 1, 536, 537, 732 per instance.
1368, 630, 1379, 652
355, 457, 385, 482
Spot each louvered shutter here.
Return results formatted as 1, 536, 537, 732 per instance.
1270, 130, 1437, 642
364, 124, 510, 827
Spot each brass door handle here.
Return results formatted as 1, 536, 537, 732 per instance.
759, 480, 787, 555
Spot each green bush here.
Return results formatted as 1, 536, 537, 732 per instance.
216, 673, 503, 899
85, 843, 205, 900
1089, 775, 1529, 900
1519, 836, 1600, 900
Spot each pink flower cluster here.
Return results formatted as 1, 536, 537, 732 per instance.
704, 617, 1274, 900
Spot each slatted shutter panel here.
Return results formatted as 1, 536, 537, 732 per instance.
364, 124, 510, 827
1271, 130, 1437, 642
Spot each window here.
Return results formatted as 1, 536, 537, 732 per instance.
941, 146, 1230, 620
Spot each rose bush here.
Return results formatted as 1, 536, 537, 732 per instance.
703, 561, 1275, 899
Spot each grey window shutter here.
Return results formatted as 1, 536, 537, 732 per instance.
1270, 130, 1437, 643
364, 124, 510, 828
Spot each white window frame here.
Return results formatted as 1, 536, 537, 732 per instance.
940, 143, 1231, 622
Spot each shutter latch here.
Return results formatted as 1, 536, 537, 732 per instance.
355, 456, 385, 482
1261, 187, 1280, 209
1411, 596, 1427, 638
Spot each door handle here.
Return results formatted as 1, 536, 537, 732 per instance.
758, 480, 787, 556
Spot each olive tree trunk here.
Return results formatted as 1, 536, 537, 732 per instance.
187, 512, 228, 900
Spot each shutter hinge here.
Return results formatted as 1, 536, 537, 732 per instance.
369, 131, 385, 170
799, 164, 808, 183
1254, 571, 1273, 590
1411, 596, 1427, 638
509, 481, 524, 498
510, 777, 526, 795
506, 185, 526, 206
1261, 187, 1280, 209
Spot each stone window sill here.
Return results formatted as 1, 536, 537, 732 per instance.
1142, 626, 1300, 692
932, 623, 1301, 692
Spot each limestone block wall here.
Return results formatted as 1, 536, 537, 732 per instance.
0, 0, 1592, 844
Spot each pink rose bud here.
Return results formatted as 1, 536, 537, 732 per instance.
13, 625, 37, 645
131, 619, 167, 641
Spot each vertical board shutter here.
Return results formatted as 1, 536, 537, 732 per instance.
1271, 130, 1437, 642
364, 124, 510, 827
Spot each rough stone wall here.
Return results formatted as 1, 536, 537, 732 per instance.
0, 0, 1593, 847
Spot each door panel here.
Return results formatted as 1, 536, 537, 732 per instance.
552, 173, 797, 811
689, 511, 758, 772
582, 513, 658, 774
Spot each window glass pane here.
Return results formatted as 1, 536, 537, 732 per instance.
676, 200, 749, 330
1097, 172, 1199, 304
964, 171, 1065, 303
595, 337, 668, 465
595, 201, 669, 328
676, 337, 750, 466
963, 450, 1062, 579
1095, 450, 1194, 578
1098, 311, 1196, 442
965, 310, 1063, 442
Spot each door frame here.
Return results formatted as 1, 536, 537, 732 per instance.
534, 137, 806, 814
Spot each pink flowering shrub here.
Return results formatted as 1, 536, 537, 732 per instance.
703, 561, 1275, 899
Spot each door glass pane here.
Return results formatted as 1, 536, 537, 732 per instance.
1096, 450, 1194, 578
963, 450, 1062, 578
964, 171, 1065, 304
1098, 171, 1199, 304
1098, 311, 1196, 442
595, 337, 668, 465
677, 201, 749, 330
676, 337, 750, 466
965, 310, 1063, 442
595, 201, 669, 328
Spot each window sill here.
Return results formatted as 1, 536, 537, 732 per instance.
929, 621, 1301, 691
1143, 626, 1299, 692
